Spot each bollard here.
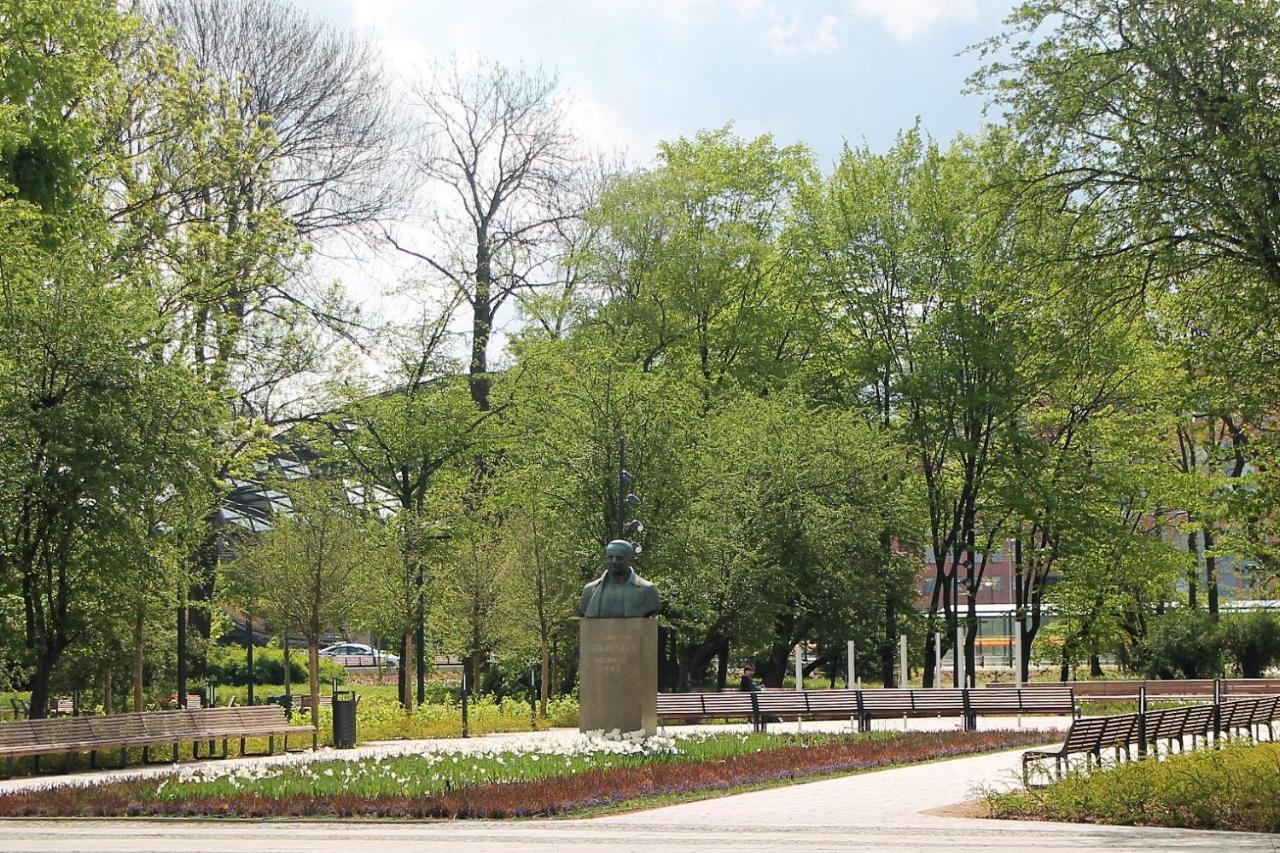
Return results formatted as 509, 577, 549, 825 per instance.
934, 633, 942, 684
1213, 678, 1221, 745
899, 634, 909, 688
1014, 620, 1023, 688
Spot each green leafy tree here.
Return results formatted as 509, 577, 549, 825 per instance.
243, 479, 371, 729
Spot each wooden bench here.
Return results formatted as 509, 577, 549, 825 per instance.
655, 692, 757, 728
0, 705, 315, 778
1023, 697, 1280, 785
1021, 716, 1113, 784
658, 687, 1075, 733
1143, 703, 1215, 753
267, 693, 334, 714
1217, 696, 1280, 740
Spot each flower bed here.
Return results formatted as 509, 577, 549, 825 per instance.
985, 739, 1280, 833
0, 728, 1053, 818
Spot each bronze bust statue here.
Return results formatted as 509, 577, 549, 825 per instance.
579, 540, 661, 618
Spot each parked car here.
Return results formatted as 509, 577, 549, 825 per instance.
318, 642, 400, 668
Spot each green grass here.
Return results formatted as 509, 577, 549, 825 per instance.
986, 739, 1280, 832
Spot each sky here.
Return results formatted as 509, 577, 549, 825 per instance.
295, 0, 1020, 346
306, 0, 1017, 167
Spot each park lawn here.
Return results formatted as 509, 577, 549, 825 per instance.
985, 739, 1280, 833
0, 729, 1054, 818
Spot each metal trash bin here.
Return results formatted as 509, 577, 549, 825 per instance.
332, 690, 359, 749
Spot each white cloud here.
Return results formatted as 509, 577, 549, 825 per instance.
764, 12, 843, 56
850, 0, 979, 42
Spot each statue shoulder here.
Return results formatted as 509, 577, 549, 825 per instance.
632, 574, 656, 589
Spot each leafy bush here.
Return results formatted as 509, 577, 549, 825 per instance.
987, 740, 1280, 832
206, 644, 344, 687
1136, 609, 1223, 679
1223, 610, 1280, 678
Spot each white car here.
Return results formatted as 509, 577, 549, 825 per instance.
318, 642, 400, 668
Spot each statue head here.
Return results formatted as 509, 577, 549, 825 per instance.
604, 539, 635, 582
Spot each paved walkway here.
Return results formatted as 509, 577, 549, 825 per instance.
1, 721, 1274, 851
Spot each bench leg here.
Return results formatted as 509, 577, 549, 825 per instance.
120, 747, 128, 769
268, 735, 275, 756
90, 750, 98, 770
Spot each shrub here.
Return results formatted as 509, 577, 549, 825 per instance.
206, 644, 344, 687
1223, 610, 1280, 678
987, 740, 1280, 832
1136, 609, 1223, 679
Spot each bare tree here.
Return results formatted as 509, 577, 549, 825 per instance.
129, 0, 401, 689
392, 59, 581, 411
150, 0, 402, 240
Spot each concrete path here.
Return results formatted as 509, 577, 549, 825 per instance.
1, 738, 1274, 852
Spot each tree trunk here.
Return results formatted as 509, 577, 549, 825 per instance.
715, 638, 729, 692
176, 598, 187, 706
282, 633, 292, 698
1204, 526, 1219, 619
245, 607, 255, 705
187, 531, 220, 683
470, 256, 493, 412
881, 593, 896, 688
539, 635, 550, 717
400, 631, 415, 709
1089, 654, 1103, 678
103, 669, 113, 716
28, 656, 53, 720
416, 578, 427, 705
133, 604, 145, 711
1187, 530, 1199, 609
308, 637, 320, 733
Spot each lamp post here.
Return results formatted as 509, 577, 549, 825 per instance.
617, 438, 643, 545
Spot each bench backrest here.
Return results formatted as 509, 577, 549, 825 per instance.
1098, 713, 1138, 748
909, 689, 967, 712
858, 689, 917, 712
803, 690, 860, 714
143, 710, 198, 739
755, 692, 810, 715
31, 716, 94, 745
87, 713, 148, 742
655, 694, 704, 715
234, 705, 297, 730
0, 720, 35, 748
1223, 679, 1280, 697
1061, 716, 1109, 753
1219, 697, 1260, 730
700, 692, 754, 716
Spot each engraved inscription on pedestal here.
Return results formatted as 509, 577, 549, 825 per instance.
579, 617, 658, 735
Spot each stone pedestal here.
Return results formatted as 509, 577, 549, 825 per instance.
579, 617, 658, 736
